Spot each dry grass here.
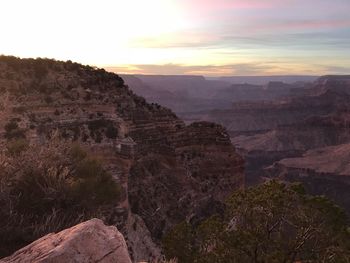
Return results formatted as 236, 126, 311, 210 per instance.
0, 135, 120, 258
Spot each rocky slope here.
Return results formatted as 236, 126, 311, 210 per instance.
0, 56, 244, 261
129, 121, 243, 240
267, 143, 350, 214
232, 109, 350, 152
207, 88, 349, 136
230, 76, 350, 208
0, 219, 132, 263
310, 75, 350, 95
212, 81, 307, 103
232, 79, 350, 149
276, 143, 350, 176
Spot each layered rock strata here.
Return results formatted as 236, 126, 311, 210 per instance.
0, 56, 244, 261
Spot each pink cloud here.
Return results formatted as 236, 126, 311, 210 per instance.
286, 20, 350, 30
250, 19, 350, 33
182, 0, 288, 13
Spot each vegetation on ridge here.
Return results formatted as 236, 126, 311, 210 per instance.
162, 181, 350, 263
0, 136, 121, 257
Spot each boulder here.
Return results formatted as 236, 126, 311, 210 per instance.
0, 219, 132, 263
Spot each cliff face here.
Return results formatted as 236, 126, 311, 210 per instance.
232, 109, 350, 153
230, 78, 350, 155
207, 88, 349, 135
129, 122, 244, 239
267, 143, 350, 214
228, 76, 350, 212
0, 56, 244, 261
224, 76, 350, 186
212, 81, 302, 103
310, 75, 350, 96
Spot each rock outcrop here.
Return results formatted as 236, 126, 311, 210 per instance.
207, 88, 349, 136
232, 109, 350, 153
129, 121, 244, 240
276, 143, 350, 176
0, 219, 132, 263
224, 76, 350, 185
267, 143, 350, 214
222, 76, 350, 213
212, 81, 301, 103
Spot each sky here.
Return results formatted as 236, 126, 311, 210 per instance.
0, 0, 349, 76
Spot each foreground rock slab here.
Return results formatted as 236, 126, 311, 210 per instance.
0, 219, 132, 263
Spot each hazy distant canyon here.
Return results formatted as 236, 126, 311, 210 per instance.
123, 73, 350, 214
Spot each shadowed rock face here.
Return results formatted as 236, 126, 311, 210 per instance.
0, 56, 244, 260
267, 143, 350, 214
129, 121, 244, 239
212, 81, 303, 103
207, 88, 350, 135
223, 76, 350, 214
232, 109, 350, 153
0, 219, 132, 263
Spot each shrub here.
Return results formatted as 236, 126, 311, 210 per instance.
70, 143, 88, 160
105, 125, 118, 139
163, 181, 350, 263
6, 139, 29, 156
72, 157, 121, 206
162, 222, 196, 263
44, 95, 53, 104
0, 138, 121, 257
4, 120, 26, 139
33, 62, 48, 79
12, 106, 26, 114
87, 119, 118, 142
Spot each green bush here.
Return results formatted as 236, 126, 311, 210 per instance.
72, 157, 121, 206
163, 181, 350, 263
162, 222, 196, 263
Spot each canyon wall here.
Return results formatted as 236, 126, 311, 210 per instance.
0, 56, 244, 261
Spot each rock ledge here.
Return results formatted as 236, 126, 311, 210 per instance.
0, 219, 132, 263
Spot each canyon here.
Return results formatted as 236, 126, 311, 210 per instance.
1, 56, 349, 261
124, 73, 350, 215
